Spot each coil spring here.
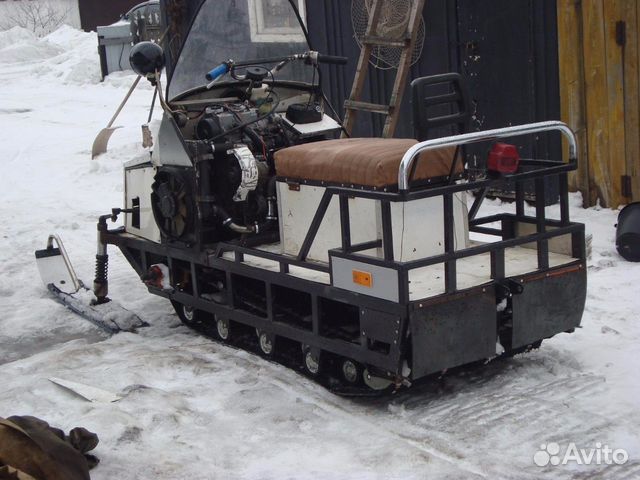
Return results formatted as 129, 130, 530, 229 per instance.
95, 254, 109, 284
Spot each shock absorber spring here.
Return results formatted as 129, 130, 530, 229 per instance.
93, 254, 109, 303
95, 254, 108, 282
93, 214, 112, 304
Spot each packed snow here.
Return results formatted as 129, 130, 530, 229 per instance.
1, 25, 639, 479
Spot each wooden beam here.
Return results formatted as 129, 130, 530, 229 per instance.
622, 0, 640, 202
604, 0, 627, 207
557, 0, 590, 206
582, 0, 612, 206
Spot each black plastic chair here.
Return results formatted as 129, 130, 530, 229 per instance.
409, 73, 472, 185
411, 72, 472, 141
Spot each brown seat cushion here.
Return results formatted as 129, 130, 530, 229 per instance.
274, 138, 461, 188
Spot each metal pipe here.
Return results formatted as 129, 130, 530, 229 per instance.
266, 198, 277, 220
398, 120, 578, 192
224, 218, 257, 234
45, 234, 81, 292
266, 176, 278, 221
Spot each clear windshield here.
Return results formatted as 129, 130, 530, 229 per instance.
168, 0, 312, 99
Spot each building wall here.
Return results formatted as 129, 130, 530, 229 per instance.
78, 0, 141, 32
160, 0, 560, 146
0, 0, 81, 34
308, 0, 459, 139
308, 0, 560, 147
558, 0, 640, 208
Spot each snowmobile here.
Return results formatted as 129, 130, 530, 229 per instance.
36, 0, 586, 393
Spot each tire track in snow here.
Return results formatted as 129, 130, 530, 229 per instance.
171, 338, 621, 479
250, 363, 489, 478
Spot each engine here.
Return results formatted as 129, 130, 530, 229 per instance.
146, 90, 340, 248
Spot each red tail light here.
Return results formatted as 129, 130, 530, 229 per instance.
488, 142, 520, 174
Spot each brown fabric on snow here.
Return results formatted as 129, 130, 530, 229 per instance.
274, 138, 461, 188
0, 465, 37, 480
0, 416, 98, 480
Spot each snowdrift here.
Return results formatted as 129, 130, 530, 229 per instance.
0, 25, 104, 84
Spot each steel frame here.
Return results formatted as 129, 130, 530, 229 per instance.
104, 121, 585, 380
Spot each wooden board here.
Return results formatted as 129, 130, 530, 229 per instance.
623, 1, 640, 202
582, 0, 612, 206
604, 0, 627, 206
558, 0, 640, 207
557, 0, 589, 205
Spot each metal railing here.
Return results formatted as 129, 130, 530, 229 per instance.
398, 121, 578, 191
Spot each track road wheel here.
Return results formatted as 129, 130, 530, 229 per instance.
302, 346, 321, 376
341, 359, 361, 384
216, 317, 231, 341
363, 369, 393, 391
256, 329, 275, 356
171, 301, 204, 327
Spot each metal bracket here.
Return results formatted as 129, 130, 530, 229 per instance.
622, 174, 632, 198
616, 21, 626, 47
35, 235, 81, 293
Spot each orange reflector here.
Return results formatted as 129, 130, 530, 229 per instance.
352, 270, 373, 288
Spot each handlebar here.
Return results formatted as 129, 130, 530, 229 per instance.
316, 53, 348, 65
205, 62, 231, 82
204, 51, 348, 82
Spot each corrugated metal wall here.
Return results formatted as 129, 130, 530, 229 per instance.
456, 0, 560, 163
306, 0, 559, 149
160, 0, 560, 151
307, 0, 459, 138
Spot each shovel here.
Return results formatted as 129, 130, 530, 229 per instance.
91, 75, 142, 159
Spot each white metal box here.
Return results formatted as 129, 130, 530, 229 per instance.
277, 182, 468, 263
97, 22, 133, 77
124, 162, 161, 243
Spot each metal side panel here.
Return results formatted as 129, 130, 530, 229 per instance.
277, 182, 379, 263
125, 164, 161, 243
152, 113, 192, 167
511, 265, 586, 348
410, 287, 496, 379
277, 183, 468, 264
331, 256, 400, 303
35, 248, 79, 295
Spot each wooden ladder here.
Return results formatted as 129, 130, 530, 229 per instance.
342, 0, 426, 138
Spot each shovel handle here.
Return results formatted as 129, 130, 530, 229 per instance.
106, 75, 142, 128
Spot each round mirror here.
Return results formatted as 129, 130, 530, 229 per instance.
129, 41, 165, 77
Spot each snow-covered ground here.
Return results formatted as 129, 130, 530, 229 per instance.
1, 26, 639, 479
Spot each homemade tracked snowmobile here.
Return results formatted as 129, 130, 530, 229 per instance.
36, 0, 586, 392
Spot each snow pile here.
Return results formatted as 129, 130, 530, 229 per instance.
0, 26, 63, 63
44, 25, 93, 51
0, 26, 36, 50
0, 25, 102, 84
38, 26, 102, 84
